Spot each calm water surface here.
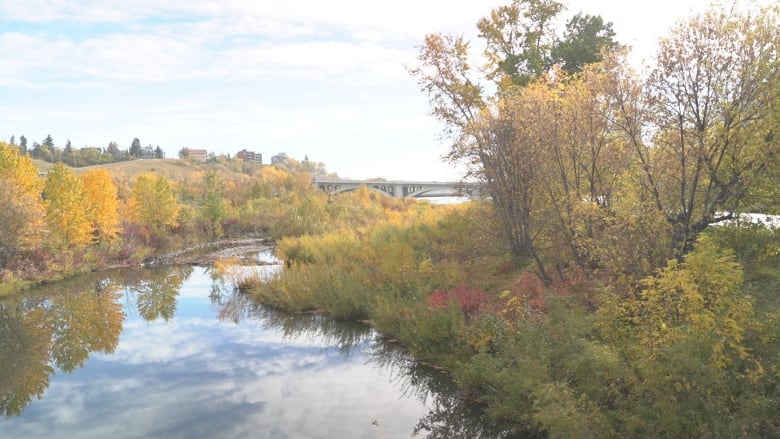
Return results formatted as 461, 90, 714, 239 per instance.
0, 261, 504, 438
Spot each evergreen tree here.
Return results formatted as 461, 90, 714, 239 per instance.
129, 138, 142, 158
42, 135, 54, 149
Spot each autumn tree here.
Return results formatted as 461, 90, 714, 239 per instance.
81, 169, 121, 242
0, 142, 46, 265
411, 1, 619, 278
129, 173, 181, 243
637, 7, 780, 254
44, 163, 92, 249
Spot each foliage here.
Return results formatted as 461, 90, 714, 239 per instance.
428, 284, 491, 316
129, 173, 181, 245
81, 169, 121, 242
0, 143, 46, 266
44, 163, 92, 249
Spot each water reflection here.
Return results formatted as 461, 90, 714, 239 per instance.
0, 275, 123, 417
1, 264, 517, 438
118, 266, 193, 321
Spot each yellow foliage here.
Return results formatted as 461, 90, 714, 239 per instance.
0, 143, 46, 260
129, 173, 181, 240
81, 169, 120, 242
44, 163, 93, 249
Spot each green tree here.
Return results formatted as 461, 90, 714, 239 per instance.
200, 169, 227, 237
42, 134, 54, 149
129, 138, 141, 158
477, 0, 564, 87
553, 13, 619, 74
129, 173, 181, 243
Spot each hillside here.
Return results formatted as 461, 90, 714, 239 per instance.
33, 158, 258, 182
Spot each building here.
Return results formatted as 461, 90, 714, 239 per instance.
271, 152, 288, 165
140, 145, 156, 159
187, 148, 208, 162
236, 149, 262, 164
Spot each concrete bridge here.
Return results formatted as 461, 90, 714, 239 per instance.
313, 179, 482, 199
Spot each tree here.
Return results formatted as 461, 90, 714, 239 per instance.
129, 138, 142, 158
129, 173, 181, 243
18, 135, 27, 155
411, 2, 620, 278
477, 0, 564, 87
81, 169, 120, 242
44, 163, 92, 249
178, 147, 189, 158
9, 135, 15, 145
553, 13, 619, 74
638, 7, 780, 254
106, 141, 122, 160
200, 169, 227, 237
42, 134, 54, 149
155, 146, 164, 159
0, 142, 46, 264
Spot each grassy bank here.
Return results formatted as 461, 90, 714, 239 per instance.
244, 204, 780, 438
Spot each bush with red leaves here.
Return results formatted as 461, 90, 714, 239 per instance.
428, 284, 491, 315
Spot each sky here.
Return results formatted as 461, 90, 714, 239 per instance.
0, 0, 762, 181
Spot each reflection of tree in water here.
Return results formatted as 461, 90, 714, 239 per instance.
122, 266, 192, 321
368, 342, 532, 439
0, 302, 53, 417
207, 272, 373, 356
0, 276, 124, 417
258, 307, 372, 357
207, 271, 258, 324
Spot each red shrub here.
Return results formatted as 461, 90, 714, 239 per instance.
428, 284, 491, 315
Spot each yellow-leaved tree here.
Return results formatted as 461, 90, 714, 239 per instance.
44, 163, 92, 249
129, 173, 180, 244
0, 142, 46, 265
81, 169, 120, 242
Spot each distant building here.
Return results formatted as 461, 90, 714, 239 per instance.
271, 152, 288, 165
140, 145, 156, 159
187, 148, 208, 162
236, 149, 262, 164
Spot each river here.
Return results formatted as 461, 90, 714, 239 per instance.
0, 258, 511, 438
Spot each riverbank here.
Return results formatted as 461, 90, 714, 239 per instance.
0, 237, 273, 298
240, 210, 780, 438
140, 238, 274, 267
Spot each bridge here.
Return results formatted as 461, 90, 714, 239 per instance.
313, 179, 482, 199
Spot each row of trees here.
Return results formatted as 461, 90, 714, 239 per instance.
6, 135, 163, 166
0, 142, 163, 269
0, 139, 357, 285
412, 1, 780, 282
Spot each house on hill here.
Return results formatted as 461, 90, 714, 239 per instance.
236, 149, 262, 163
187, 148, 208, 162
141, 145, 156, 159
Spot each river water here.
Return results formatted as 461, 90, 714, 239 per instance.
0, 261, 509, 438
